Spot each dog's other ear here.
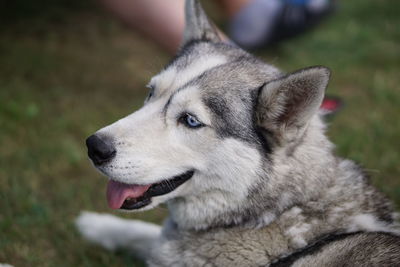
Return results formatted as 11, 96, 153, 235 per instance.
182, 0, 221, 46
256, 66, 330, 140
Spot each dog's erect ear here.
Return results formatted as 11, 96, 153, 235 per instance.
182, 0, 221, 46
256, 66, 330, 139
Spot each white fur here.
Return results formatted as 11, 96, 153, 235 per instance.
348, 213, 396, 233
169, 137, 263, 230
149, 54, 227, 96
75, 211, 161, 259
286, 223, 312, 247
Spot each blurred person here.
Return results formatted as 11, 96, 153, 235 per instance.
99, 0, 335, 52
100, 0, 340, 114
230, 0, 335, 49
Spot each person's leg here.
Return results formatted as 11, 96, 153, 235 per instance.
100, 0, 185, 53
100, 0, 335, 52
215, 0, 252, 18
100, 0, 236, 53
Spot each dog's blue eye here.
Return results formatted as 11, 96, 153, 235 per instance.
180, 113, 203, 128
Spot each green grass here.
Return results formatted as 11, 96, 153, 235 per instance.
1, 0, 399, 266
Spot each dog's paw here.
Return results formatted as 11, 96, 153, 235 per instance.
75, 211, 162, 253
75, 211, 126, 250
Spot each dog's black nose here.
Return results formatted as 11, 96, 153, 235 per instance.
86, 134, 116, 165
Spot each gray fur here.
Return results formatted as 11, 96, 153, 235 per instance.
76, 0, 400, 266
289, 232, 400, 266
182, 0, 221, 46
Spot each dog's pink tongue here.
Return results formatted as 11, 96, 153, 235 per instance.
106, 180, 151, 209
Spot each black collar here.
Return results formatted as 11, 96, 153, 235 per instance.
269, 231, 362, 267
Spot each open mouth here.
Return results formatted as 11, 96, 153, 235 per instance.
106, 170, 194, 210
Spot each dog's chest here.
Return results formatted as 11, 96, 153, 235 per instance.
149, 223, 292, 267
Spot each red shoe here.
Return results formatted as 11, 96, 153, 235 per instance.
320, 96, 342, 116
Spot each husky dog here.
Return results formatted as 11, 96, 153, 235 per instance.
76, 0, 400, 265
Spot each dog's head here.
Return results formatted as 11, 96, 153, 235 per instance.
86, 0, 330, 229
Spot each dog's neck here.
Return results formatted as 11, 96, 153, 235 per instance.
164, 175, 399, 266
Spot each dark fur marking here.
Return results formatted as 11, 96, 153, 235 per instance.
252, 86, 273, 155
162, 72, 213, 119
204, 95, 254, 142
162, 92, 175, 117
203, 85, 274, 158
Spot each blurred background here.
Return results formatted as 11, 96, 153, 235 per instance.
0, 0, 399, 266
